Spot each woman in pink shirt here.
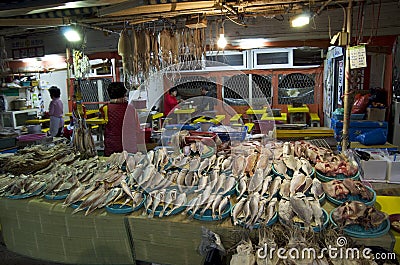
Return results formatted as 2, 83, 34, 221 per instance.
48, 86, 64, 137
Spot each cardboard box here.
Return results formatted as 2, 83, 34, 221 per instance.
361, 154, 388, 182
367, 107, 386, 121
387, 155, 400, 183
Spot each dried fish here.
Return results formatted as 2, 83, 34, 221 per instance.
290, 193, 313, 225
248, 168, 264, 194
166, 192, 186, 216
260, 175, 272, 196
267, 177, 281, 197
148, 189, 165, 218
232, 197, 246, 225
217, 196, 229, 219
310, 178, 324, 199
237, 177, 247, 199
159, 189, 177, 217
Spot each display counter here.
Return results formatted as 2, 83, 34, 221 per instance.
0, 196, 397, 265
0, 198, 133, 265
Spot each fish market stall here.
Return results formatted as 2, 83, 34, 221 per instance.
0, 142, 398, 264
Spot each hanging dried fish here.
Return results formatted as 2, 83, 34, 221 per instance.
170, 31, 179, 65
150, 30, 160, 71
130, 28, 138, 77
160, 29, 171, 66
143, 29, 151, 77
118, 29, 132, 73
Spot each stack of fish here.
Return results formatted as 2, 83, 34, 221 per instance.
331, 201, 388, 229
322, 179, 374, 201
236, 170, 281, 199
267, 142, 327, 229
0, 142, 72, 175
0, 174, 46, 198
232, 195, 278, 229
278, 193, 325, 228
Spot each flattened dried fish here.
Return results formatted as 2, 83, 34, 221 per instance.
260, 175, 272, 196
197, 158, 209, 175
309, 198, 323, 227
310, 178, 324, 199
232, 197, 246, 225
268, 177, 281, 197
217, 196, 229, 219
290, 193, 313, 225
248, 168, 264, 194
166, 193, 187, 216
273, 160, 287, 177
237, 177, 247, 199
159, 189, 177, 217
290, 172, 306, 195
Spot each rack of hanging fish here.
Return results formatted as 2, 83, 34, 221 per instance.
0, 140, 373, 232
118, 23, 206, 89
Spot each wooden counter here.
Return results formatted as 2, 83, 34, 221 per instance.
0, 196, 397, 265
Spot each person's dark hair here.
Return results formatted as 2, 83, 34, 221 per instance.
169, 87, 178, 94
107, 82, 127, 99
49, 86, 61, 98
201, 86, 209, 92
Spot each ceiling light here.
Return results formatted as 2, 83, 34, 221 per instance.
291, 13, 310, 27
217, 33, 227, 49
63, 28, 81, 42
217, 23, 227, 49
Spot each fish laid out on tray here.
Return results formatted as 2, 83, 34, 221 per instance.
315, 160, 358, 177
280, 176, 324, 200
331, 201, 388, 229
236, 168, 279, 199
278, 192, 326, 230
231, 194, 278, 229
187, 195, 231, 221
2, 175, 46, 199
272, 155, 313, 179
0, 143, 72, 175
145, 188, 187, 218
322, 179, 375, 205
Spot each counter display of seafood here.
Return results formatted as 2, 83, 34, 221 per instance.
0, 140, 390, 239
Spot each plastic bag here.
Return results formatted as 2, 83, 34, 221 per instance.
351, 93, 370, 114
199, 227, 226, 265
230, 240, 255, 265
355, 128, 387, 145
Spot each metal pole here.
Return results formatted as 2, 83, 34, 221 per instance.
66, 47, 72, 99
342, 0, 352, 151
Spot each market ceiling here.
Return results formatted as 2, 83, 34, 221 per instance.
0, 0, 394, 37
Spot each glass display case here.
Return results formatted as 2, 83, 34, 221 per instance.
0, 109, 39, 129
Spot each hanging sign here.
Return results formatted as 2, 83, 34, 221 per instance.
11, 39, 45, 59
349, 45, 367, 69
337, 60, 344, 106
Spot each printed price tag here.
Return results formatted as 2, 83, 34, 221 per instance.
349, 45, 367, 69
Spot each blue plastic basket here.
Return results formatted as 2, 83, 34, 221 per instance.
164, 123, 200, 131
188, 201, 231, 221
